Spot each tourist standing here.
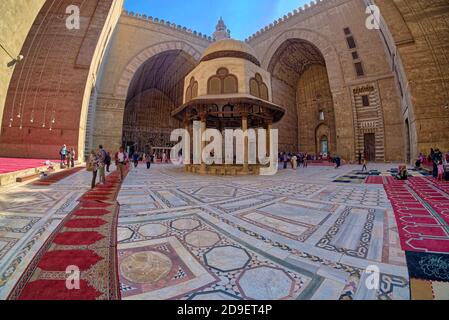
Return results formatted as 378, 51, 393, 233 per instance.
59, 144, 67, 168
146, 153, 152, 169
66, 150, 73, 169
116, 147, 127, 181
291, 154, 298, 170
88, 150, 99, 189
303, 153, 308, 168
283, 153, 288, 169
105, 152, 112, 173
437, 161, 444, 182
162, 152, 167, 164
335, 155, 341, 169
432, 149, 441, 178
70, 148, 76, 168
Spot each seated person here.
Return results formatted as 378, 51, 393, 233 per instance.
415, 157, 422, 168
396, 165, 408, 180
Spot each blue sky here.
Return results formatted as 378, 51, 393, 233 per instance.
124, 0, 310, 40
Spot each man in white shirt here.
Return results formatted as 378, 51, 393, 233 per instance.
116, 147, 126, 180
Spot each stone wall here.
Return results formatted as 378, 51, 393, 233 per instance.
369, 0, 449, 160
0, 0, 123, 160
0, 0, 45, 137
4, 0, 445, 162
246, 0, 404, 161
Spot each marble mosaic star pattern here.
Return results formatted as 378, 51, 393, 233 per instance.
116, 164, 410, 300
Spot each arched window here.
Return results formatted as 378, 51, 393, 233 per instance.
185, 77, 198, 102
249, 73, 269, 100
222, 104, 234, 118
207, 68, 238, 95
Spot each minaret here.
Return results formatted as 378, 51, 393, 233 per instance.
213, 17, 231, 41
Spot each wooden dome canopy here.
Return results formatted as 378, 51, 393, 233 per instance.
171, 94, 285, 127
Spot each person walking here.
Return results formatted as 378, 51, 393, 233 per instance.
146, 153, 152, 169
98, 145, 107, 184
87, 150, 99, 189
283, 153, 288, 169
115, 147, 127, 181
362, 159, 368, 172
133, 152, 139, 168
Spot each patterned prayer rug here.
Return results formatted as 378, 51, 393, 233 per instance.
385, 178, 449, 254
33, 167, 84, 186
8, 170, 126, 300
406, 251, 449, 300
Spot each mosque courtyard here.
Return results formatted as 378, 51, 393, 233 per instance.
1, 163, 447, 300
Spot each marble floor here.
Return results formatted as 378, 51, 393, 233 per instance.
0, 164, 412, 300
116, 164, 409, 300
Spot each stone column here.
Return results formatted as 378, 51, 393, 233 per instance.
184, 119, 190, 171
242, 113, 249, 173
266, 120, 272, 158
200, 113, 207, 174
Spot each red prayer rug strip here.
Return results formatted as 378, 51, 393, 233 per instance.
385, 178, 449, 254
0, 158, 58, 174
33, 167, 84, 186
8, 170, 126, 300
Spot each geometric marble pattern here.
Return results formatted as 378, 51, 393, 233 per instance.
114, 164, 411, 300
0, 164, 419, 300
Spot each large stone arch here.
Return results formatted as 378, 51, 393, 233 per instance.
114, 41, 201, 99
91, 40, 201, 153
261, 28, 355, 160
262, 28, 346, 92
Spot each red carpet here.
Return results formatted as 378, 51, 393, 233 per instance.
385, 177, 449, 254
33, 167, 84, 186
0, 158, 58, 174
8, 169, 127, 300
365, 176, 384, 184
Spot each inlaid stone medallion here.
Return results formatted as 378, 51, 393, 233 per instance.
185, 230, 220, 248
171, 218, 200, 231
204, 246, 251, 272
138, 223, 168, 238
120, 251, 173, 284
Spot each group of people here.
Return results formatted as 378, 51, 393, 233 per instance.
278, 152, 343, 170
59, 144, 76, 169
279, 152, 307, 170
87, 146, 166, 189
415, 148, 449, 182
87, 145, 113, 189
129, 151, 157, 169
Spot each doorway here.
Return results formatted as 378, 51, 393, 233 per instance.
364, 133, 376, 161
320, 136, 329, 155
